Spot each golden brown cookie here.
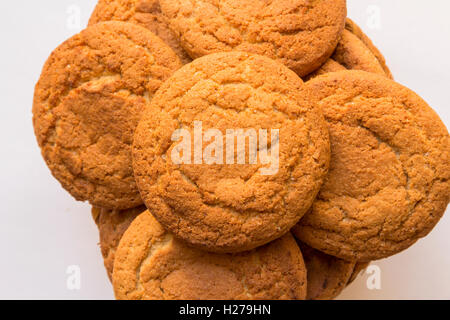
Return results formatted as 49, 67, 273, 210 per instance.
132, 51, 331, 253
297, 241, 355, 300
345, 18, 393, 79
113, 211, 307, 300
92, 206, 147, 280
305, 20, 392, 80
293, 71, 450, 261
159, 0, 347, 76
89, 0, 192, 64
331, 29, 387, 77
33, 21, 182, 209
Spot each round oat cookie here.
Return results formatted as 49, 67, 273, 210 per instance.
92, 206, 147, 280
132, 51, 331, 253
33, 21, 182, 210
293, 70, 450, 261
89, 0, 192, 64
296, 241, 354, 300
345, 18, 393, 79
113, 211, 307, 300
159, 0, 347, 76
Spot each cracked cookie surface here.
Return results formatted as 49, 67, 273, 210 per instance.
132, 51, 331, 253
89, 0, 192, 64
159, 0, 347, 76
113, 210, 307, 300
93, 206, 146, 280
33, 21, 182, 209
293, 70, 450, 261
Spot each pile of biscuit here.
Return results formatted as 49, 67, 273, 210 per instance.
33, 0, 449, 300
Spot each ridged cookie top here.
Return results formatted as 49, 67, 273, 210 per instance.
33, 21, 182, 209
113, 211, 307, 300
89, 0, 192, 64
132, 51, 331, 253
159, 0, 347, 76
294, 70, 450, 261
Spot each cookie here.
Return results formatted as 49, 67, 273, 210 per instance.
113, 211, 307, 300
92, 206, 146, 280
159, 0, 347, 76
347, 262, 370, 285
293, 70, 450, 261
33, 21, 182, 209
331, 29, 387, 77
132, 51, 331, 253
305, 20, 391, 80
345, 18, 393, 79
304, 59, 346, 81
297, 241, 354, 300
89, 0, 192, 64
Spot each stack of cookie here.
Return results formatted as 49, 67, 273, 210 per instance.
33, 0, 449, 300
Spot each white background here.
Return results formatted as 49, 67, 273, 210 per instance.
0, 0, 449, 300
